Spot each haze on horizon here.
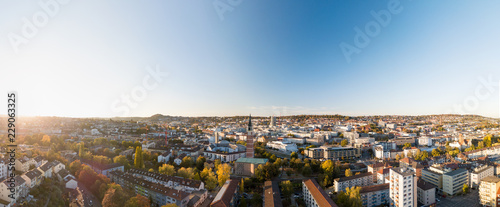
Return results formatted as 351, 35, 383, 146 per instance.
1, 1, 500, 118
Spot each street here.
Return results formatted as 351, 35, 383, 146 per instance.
436, 190, 481, 207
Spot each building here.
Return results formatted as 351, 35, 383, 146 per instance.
305, 146, 361, 160
270, 116, 277, 127
389, 167, 417, 207
367, 162, 391, 182
109, 171, 191, 207
418, 137, 433, 147
0, 176, 28, 206
158, 151, 172, 163
471, 165, 494, 189
246, 115, 255, 158
266, 141, 298, 153
416, 178, 435, 206
211, 179, 239, 207
334, 173, 373, 193
302, 179, 338, 207
377, 168, 391, 184
264, 181, 282, 207
442, 168, 468, 196
234, 158, 268, 176
82, 160, 124, 177
479, 176, 500, 207
126, 169, 204, 192
360, 183, 390, 207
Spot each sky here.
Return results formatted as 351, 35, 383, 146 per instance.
1, 0, 500, 118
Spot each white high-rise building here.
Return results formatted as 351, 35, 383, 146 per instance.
270, 116, 276, 127
389, 167, 417, 207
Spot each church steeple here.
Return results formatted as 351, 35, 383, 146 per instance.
248, 114, 252, 132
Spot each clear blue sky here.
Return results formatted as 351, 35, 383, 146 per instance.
1, 0, 500, 117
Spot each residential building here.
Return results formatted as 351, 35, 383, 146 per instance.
442, 168, 468, 196
389, 167, 417, 207
82, 160, 124, 177
416, 178, 435, 206
127, 169, 204, 192
377, 168, 391, 184
266, 141, 298, 153
471, 165, 494, 189
479, 176, 500, 207
158, 151, 172, 163
211, 179, 239, 207
360, 183, 390, 207
334, 173, 373, 193
264, 181, 282, 207
302, 179, 338, 207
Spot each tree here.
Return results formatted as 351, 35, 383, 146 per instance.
196, 156, 206, 171
345, 169, 353, 177
431, 148, 441, 157
134, 146, 143, 168
302, 163, 312, 176
217, 164, 231, 187
290, 152, 298, 159
159, 164, 176, 176
214, 159, 221, 169
240, 198, 247, 207
69, 160, 83, 175
281, 180, 293, 198
403, 143, 411, 149
463, 184, 469, 194
341, 139, 348, 147
321, 160, 334, 175
335, 186, 362, 207
478, 141, 485, 149
79, 142, 85, 158
114, 155, 131, 170
161, 204, 179, 207
177, 167, 195, 179
202, 168, 217, 190
395, 154, 401, 161
181, 156, 193, 168
125, 194, 150, 207
240, 178, 244, 192
102, 184, 126, 207
484, 135, 493, 147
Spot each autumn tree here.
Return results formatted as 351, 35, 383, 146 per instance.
335, 186, 362, 207
124, 194, 150, 207
340, 139, 348, 147
217, 163, 231, 187
113, 155, 131, 170
134, 146, 143, 168
196, 156, 206, 171
177, 167, 195, 179
159, 164, 175, 176
345, 169, 353, 177
102, 184, 127, 207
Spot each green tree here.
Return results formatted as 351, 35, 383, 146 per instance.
79, 143, 84, 158
341, 139, 348, 147
478, 141, 485, 149
345, 169, 353, 177
290, 152, 298, 159
240, 178, 244, 192
431, 148, 441, 157
302, 163, 312, 176
281, 180, 293, 198
181, 156, 193, 168
195, 156, 206, 171
177, 167, 195, 179
240, 198, 247, 207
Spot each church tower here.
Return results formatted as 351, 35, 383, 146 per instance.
246, 114, 254, 158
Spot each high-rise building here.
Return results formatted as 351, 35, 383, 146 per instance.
246, 115, 254, 158
270, 116, 276, 127
214, 132, 219, 144
479, 176, 500, 207
389, 167, 417, 207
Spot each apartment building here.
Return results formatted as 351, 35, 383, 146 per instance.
377, 168, 391, 184
302, 179, 338, 207
334, 173, 373, 192
110, 171, 192, 207
264, 181, 282, 207
389, 168, 417, 207
416, 178, 435, 206
305, 146, 361, 160
211, 179, 240, 207
479, 176, 500, 207
471, 165, 494, 189
360, 183, 390, 207
442, 168, 468, 196
127, 169, 204, 192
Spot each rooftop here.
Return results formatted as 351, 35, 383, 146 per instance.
235, 157, 268, 164
359, 183, 389, 194
303, 179, 338, 207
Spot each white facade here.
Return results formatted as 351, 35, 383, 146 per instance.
418, 137, 433, 147
266, 141, 298, 153
389, 168, 417, 207
470, 165, 494, 188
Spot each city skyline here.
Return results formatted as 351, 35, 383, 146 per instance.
1, 1, 500, 118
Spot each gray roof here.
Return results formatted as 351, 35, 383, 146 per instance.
444, 168, 468, 176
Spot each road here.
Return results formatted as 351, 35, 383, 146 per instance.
77, 183, 102, 207
437, 190, 480, 207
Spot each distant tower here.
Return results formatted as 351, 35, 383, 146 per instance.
214, 131, 219, 144
246, 114, 254, 158
270, 116, 276, 127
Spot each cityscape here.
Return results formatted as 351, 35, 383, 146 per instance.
2, 1, 500, 207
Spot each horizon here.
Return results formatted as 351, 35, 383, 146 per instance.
2, 1, 500, 118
